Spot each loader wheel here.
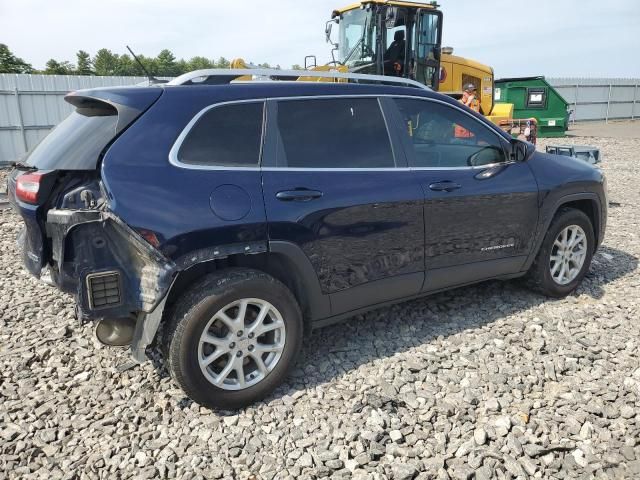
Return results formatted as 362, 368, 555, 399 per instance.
163, 268, 303, 409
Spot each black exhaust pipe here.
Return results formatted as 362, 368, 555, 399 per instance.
95, 317, 136, 347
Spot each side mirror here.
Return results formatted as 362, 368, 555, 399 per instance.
325, 20, 338, 48
468, 146, 504, 167
511, 139, 532, 162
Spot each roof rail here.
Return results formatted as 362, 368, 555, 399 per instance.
167, 68, 430, 90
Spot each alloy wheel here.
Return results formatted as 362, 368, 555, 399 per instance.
549, 225, 588, 285
198, 298, 286, 390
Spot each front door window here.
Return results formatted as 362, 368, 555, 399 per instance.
393, 98, 507, 168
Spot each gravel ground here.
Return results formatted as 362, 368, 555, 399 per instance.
1, 135, 639, 480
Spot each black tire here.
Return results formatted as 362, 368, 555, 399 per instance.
526, 207, 595, 297
163, 268, 303, 409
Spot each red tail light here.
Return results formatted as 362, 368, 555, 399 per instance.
15, 172, 44, 204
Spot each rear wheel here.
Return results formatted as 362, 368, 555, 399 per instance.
526, 207, 595, 297
163, 268, 303, 409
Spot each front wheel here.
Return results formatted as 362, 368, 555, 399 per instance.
163, 268, 303, 409
526, 207, 595, 297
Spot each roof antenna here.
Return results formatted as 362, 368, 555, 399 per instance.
126, 45, 167, 84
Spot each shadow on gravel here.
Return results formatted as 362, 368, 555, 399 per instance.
146, 246, 637, 410
582, 245, 638, 299
269, 246, 638, 401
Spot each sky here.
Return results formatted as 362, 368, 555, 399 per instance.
1, 0, 639, 78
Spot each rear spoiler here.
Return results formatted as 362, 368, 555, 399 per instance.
65, 87, 163, 133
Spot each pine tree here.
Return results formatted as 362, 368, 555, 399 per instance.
216, 57, 231, 69
115, 54, 136, 76
44, 59, 74, 75
187, 56, 214, 71
0, 44, 34, 73
93, 49, 119, 76
156, 49, 179, 76
75, 50, 93, 75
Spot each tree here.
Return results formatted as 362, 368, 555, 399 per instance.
0, 44, 34, 73
75, 50, 93, 75
156, 49, 179, 76
130, 54, 157, 77
93, 49, 119, 76
187, 56, 214, 71
216, 56, 230, 69
115, 54, 136, 76
176, 59, 189, 75
291, 64, 303, 71
1, 47, 268, 77
44, 59, 74, 75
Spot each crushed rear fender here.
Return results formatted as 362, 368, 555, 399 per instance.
46, 209, 177, 321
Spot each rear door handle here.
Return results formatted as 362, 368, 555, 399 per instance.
428, 181, 462, 192
276, 189, 323, 202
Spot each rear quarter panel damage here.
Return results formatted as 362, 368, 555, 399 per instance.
47, 209, 176, 320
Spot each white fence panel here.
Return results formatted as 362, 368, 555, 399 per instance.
1, 74, 639, 165
0, 74, 149, 165
548, 77, 640, 123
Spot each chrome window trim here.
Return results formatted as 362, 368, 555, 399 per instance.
168, 93, 513, 172
168, 98, 267, 171
261, 167, 405, 172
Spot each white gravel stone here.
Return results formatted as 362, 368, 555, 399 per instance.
1, 133, 640, 479
474, 427, 488, 446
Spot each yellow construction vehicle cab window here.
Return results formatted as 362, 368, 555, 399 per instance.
330, 1, 442, 87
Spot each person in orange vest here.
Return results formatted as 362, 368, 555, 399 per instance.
461, 84, 480, 112
455, 83, 481, 138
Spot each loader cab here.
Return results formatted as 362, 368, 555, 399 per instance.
329, 1, 443, 89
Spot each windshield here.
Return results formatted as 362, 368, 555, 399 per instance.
337, 9, 377, 66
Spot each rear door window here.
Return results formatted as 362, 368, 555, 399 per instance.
177, 102, 264, 167
274, 98, 395, 168
26, 107, 118, 170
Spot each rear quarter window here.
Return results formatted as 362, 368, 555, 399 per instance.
176, 102, 264, 167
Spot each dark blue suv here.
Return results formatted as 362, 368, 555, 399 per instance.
7, 70, 607, 408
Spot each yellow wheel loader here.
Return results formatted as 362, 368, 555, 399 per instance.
321, 0, 536, 142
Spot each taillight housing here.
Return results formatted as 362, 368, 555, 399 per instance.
15, 172, 44, 204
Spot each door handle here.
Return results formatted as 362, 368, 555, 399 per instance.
276, 189, 323, 202
428, 181, 462, 192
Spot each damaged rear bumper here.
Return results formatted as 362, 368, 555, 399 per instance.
44, 208, 177, 362
46, 208, 177, 319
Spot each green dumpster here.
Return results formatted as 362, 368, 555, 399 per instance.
494, 76, 570, 137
